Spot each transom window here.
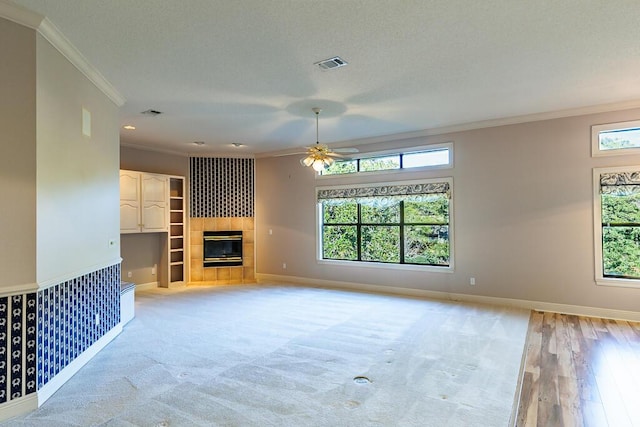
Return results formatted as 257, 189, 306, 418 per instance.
592, 120, 640, 157
594, 166, 640, 287
321, 143, 452, 176
317, 179, 453, 269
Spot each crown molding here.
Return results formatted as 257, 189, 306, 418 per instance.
286, 99, 640, 153
121, 142, 190, 157
121, 141, 255, 159
37, 18, 125, 107
0, 1, 125, 107
0, 0, 43, 29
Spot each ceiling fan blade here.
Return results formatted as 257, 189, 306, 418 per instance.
271, 151, 307, 157
332, 148, 359, 154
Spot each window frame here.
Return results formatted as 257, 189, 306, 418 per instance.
318, 142, 453, 178
316, 177, 454, 273
593, 165, 640, 288
591, 120, 640, 157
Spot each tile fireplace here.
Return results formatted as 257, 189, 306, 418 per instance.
203, 231, 243, 267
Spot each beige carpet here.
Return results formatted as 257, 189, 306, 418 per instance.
5, 284, 530, 426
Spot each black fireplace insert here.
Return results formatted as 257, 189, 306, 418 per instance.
203, 231, 243, 267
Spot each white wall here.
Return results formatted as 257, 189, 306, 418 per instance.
35, 33, 120, 285
0, 17, 36, 292
255, 108, 640, 312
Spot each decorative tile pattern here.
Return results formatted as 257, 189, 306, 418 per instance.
190, 157, 254, 217
0, 293, 37, 404
0, 264, 121, 407
25, 293, 37, 395
38, 263, 121, 389
0, 266, 119, 412
0, 297, 7, 404
10, 295, 23, 399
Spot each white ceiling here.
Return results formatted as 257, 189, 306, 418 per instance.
10, 0, 640, 156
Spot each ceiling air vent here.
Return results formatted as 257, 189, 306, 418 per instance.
141, 109, 163, 116
315, 56, 348, 70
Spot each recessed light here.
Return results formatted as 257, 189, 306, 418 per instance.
232, 143, 243, 148
123, 125, 136, 130
193, 141, 205, 146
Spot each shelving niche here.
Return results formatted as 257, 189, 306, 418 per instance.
164, 176, 186, 287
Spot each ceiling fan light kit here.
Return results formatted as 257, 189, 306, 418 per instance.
302, 144, 336, 171
303, 107, 334, 172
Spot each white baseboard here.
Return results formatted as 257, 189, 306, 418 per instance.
256, 273, 640, 322
0, 393, 38, 423
134, 281, 158, 291
37, 323, 123, 405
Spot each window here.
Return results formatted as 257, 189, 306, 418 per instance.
318, 179, 453, 269
594, 166, 640, 287
321, 143, 452, 176
592, 120, 640, 157
359, 155, 400, 172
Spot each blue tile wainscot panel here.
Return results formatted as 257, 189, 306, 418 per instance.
0, 297, 7, 404
11, 295, 23, 399
0, 263, 120, 407
38, 263, 121, 389
25, 293, 37, 396
0, 293, 37, 404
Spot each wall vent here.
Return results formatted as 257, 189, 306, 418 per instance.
315, 56, 348, 70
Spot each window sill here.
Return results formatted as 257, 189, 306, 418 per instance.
596, 277, 640, 289
318, 258, 454, 273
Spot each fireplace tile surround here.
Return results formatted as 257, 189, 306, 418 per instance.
190, 217, 255, 284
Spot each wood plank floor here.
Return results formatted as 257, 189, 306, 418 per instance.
515, 311, 640, 426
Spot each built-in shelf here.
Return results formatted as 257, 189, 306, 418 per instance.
165, 176, 186, 287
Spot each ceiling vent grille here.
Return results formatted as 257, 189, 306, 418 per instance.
315, 56, 348, 70
141, 109, 163, 116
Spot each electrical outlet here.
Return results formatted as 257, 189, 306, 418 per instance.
127, 271, 132, 278
282, 262, 287, 269
152, 264, 157, 275
269, 229, 273, 235
470, 277, 476, 286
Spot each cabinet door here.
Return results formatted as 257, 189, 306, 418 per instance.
120, 171, 141, 233
141, 174, 168, 232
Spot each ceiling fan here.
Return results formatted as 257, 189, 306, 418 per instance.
301, 107, 358, 172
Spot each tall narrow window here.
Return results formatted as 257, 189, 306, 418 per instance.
594, 167, 640, 287
318, 179, 453, 269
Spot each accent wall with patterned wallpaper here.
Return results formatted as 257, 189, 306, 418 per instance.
189, 157, 255, 284
190, 157, 254, 218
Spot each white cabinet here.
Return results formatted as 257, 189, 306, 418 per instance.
120, 170, 168, 233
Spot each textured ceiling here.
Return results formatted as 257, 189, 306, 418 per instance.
10, 0, 640, 156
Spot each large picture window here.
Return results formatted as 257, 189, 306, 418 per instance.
318, 179, 452, 269
594, 167, 640, 287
